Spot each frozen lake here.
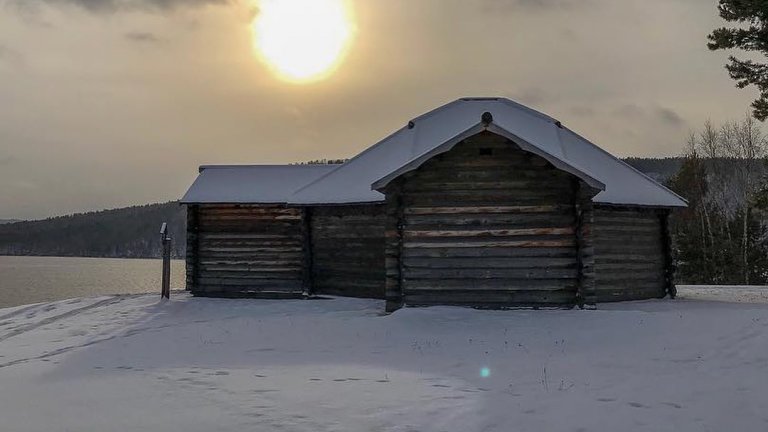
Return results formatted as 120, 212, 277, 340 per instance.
0, 256, 185, 308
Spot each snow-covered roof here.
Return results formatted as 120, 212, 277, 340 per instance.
291, 97, 686, 207
180, 165, 340, 204
181, 97, 687, 208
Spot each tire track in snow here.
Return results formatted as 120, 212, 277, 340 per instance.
0, 321, 174, 369
0, 296, 123, 343
0, 303, 45, 322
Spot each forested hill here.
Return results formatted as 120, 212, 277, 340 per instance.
623, 157, 683, 183
0, 158, 683, 259
0, 202, 186, 258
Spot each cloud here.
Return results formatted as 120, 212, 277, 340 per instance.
655, 107, 684, 127
612, 103, 685, 128
507, 87, 556, 107
613, 103, 644, 118
480, 0, 584, 12
8, 0, 230, 14
125, 31, 162, 43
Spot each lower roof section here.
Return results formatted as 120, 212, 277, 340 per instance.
180, 165, 340, 204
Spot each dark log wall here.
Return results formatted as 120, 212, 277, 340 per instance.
593, 206, 667, 301
189, 204, 305, 297
186, 205, 199, 292
385, 132, 591, 309
310, 205, 386, 298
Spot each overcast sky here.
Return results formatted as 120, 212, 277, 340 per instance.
0, 0, 755, 219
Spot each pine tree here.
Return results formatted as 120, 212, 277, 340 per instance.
708, 1, 768, 120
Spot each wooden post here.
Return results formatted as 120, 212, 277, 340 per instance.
660, 209, 677, 299
160, 223, 171, 300
301, 207, 314, 297
185, 205, 199, 292
384, 183, 404, 312
575, 181, 597, 308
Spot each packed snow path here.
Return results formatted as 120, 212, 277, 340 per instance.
1, 290, 768, 431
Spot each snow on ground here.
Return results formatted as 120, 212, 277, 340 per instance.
2, 289, 768, 431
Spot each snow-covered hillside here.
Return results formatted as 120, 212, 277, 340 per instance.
1, 289, 768, 431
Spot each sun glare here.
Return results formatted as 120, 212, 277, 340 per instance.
252, 0, 355, 83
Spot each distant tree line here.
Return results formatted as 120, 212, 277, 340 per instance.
0, 202, 186, 259
292, 159, 349, 165
668, 116, 768, 284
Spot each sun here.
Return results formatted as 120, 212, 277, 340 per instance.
252, 0, 355, 84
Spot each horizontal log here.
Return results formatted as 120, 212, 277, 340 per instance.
403, 227, 574, 238
404, 278, 577, 290
402, 196, 571, 207
595, 262, 664, 271
594, 226, 662, 236
595, 272, 664, 282
199, 258, 303, 266
199, 233, 302, 240
404, 205, 571, 215
200, 263, 302, 272
198, 214, 301, 221
404, 214, 575, 227
403, 257, 577, 269
198, 269, 302, 278
593, 245, 662, 255
402, 246, 576, 259
195, 278, 302, 287
312, 266, 385, 278
404, 290, 576, 306
404, 239, 576, 248
594, 254, 664, 263
404, 267, 578, 279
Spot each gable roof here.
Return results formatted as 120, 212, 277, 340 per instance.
180, 164, 340, 204
180, 98, 687, 208
291, 97, 687, 208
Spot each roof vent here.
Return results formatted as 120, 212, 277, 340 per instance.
407, 121, 415, 129
481, 111, 493, 126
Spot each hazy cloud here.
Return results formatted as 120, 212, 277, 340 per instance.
125, 31, 162, 43
613, 104, 645, 118
480, 0, 584, 12
612, 104, 684, 128
9, 0, 230, 14
507, 88, 556, 107
656, 107, 684, 127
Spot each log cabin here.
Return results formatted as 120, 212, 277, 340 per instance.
181, 97, 687, 311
